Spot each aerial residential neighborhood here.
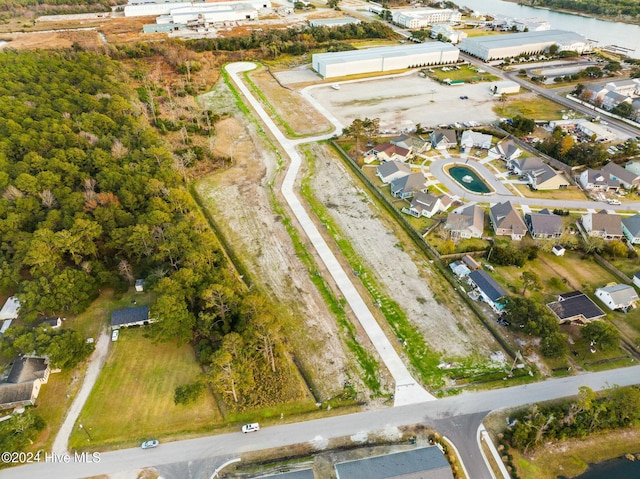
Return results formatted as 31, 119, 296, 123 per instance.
1, 0, 640, 478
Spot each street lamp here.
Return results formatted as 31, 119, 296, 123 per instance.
79, 424, 92, 441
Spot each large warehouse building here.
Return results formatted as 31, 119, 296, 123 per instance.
458, 30, 592, 61
125, 0, 270, 17
312, 42, 460, 79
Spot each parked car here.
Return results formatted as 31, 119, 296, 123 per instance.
242, 423, 260, 433
111, 329, 119, 341
608, 199, 621, 205
141, 440, 159, 449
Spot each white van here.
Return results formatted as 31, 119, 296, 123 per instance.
241, 423, 260, 433
608, 199, 621, 205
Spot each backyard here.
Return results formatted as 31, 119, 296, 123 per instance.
70, 327, 222, 449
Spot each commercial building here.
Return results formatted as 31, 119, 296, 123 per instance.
392, 7, 461, 29
312, 42, 459, 79
125, 0, 270, 17
430, 24, 466, 44
458, 30, 591, 61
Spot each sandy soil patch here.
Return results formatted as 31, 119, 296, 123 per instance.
306, 142, 500, 359
248, 66, 333, 136
196, 81, 355, 400
308, 72, 501, 132
0, 29, 103, 50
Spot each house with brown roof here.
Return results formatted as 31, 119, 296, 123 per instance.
0, 356, 50, 411
525, 164, 570, 190
490, 201, 527, 240
365, 142, 411, 163
430, 129, 457, 150
525, 209, 563, 239
581, 210, 623, 240
445, 204, 484, 239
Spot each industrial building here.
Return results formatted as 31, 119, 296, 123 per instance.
308, 17, 360, 28
312, 42, 459, 79
125, 0, 270, 17
392, 7, 461, 29
458, 30, 592, 61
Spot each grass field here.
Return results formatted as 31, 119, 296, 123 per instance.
427, 65, 498, 83
494, 95, 565, 120
70, 328, 221, 449
512, 184, 589, 201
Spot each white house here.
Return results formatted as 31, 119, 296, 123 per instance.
460, 130, 492, 151
489, 140, 522, 161
402, 192, 451, 218
595, 284, 639, 311
579, 169, 620, 191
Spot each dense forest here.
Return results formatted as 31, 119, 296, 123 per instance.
518, 0, 640, 21
0, 49, 304, 412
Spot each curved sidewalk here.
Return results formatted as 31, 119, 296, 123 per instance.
226, 62, 435, 406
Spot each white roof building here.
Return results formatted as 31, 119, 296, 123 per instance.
125, 0, 270, 17
392, 8, 461, 29
430, 24, 467, 44
312, 42, 459, 79
458, 30, 591, 61
0, 297, 20, 321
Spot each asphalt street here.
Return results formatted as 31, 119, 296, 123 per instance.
3, 366, 639, 479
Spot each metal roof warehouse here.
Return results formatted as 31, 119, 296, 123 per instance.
312, 42, 460, 79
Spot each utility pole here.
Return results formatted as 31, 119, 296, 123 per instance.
79, 424, 92, 441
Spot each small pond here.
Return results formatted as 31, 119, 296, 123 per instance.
447, 165, 491, 194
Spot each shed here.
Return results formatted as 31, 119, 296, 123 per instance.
135, 279, 145, 292
552, 245, 565, 256
110, 306, 151, 329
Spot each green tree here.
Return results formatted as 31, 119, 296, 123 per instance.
520, 270, 539, 295
174, 381, 204, 405
582, 321, 620, 351
540, 331, 568, 357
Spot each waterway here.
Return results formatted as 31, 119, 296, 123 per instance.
457, 0, 640, 58
562, 455, 640, 479
448, 165, 491, 193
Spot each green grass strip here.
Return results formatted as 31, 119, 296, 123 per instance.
299, 145, 445, 389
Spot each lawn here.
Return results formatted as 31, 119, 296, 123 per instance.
68, 288, 155, 341
70, 328, 221, 449
493, 95, 565, 120
427, 64, 498, 83
512, 184, 589, 201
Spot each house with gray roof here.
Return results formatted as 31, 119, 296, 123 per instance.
507, 156, 544, 175
376, 161, 411, 184
581, 210, 623, 240
582, 84, 607, 105
626, 160, 640, 177
579, 168, 620, 192
622, 214, 640, 244
602, 90, 632, 111
391, 133, 430, 153
547, 291, 606, 324
460, 130, 492, 150
110, 305, 151, 329
430, 129, 457, 150
602, 161, 640, 189
0, 296, 20, 321
390, 172, 426, 199
450, 261, 471, 278
525, 209, 563, 239
0, 356, 50, 411
334, 446, 453, 479
595, 284, 639, 312
445, 204, 484, 239
489, 139, 522, 161
403, 192, 451, 218
525, 163, 570, 190
490, 201, 527, 240
467, 269, 507, 312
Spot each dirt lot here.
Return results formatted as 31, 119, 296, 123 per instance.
196, 80, 357, 401
308, 72, 501, 132
306, 142, 500, 359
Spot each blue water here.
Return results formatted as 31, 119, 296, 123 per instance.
457, 0, 640, 58
561, 455, 640, 479
448, 165, 491, 193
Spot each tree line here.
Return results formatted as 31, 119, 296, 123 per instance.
0, 49, 306, 414
519, 0, 640, 21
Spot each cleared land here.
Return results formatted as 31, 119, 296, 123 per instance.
70, 328, 221, 449
306, 142, 501, 360
308, 71, 502, 132
196, 79, 358, 401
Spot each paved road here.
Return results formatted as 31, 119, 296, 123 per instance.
226, 62, 435, 407
4, 365, 639, 479
51, 328, 110, 455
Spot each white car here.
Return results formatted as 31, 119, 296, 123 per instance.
141, 440, 159, 449
241, 423, 260, 433
111, 329, 119, 341
608, 199, 621, 205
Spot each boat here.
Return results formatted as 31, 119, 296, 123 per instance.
462, 175, 473, 183
331, 83, 340, 90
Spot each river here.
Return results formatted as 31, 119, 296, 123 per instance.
456, 0, 640, 58
562, 455, 640, 479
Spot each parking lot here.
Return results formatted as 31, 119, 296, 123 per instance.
308, 71, 502, 132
